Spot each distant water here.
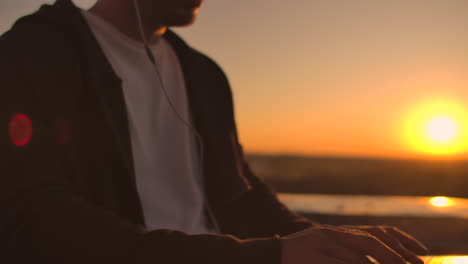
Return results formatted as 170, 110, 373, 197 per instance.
247, 154, 468, 198
279, 193, 468, 219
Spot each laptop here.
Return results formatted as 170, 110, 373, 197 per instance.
421, 256, 468, 264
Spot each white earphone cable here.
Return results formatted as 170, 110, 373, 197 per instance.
132, 0, 221, 234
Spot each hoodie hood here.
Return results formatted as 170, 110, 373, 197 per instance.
8, 0, 82, 38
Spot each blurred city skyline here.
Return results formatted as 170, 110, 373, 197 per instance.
2, 0, 468, 159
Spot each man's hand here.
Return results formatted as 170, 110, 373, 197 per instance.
341, 225, 429, 264
281, 225, 412, 264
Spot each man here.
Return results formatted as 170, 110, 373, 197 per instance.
0, 0, 428, 263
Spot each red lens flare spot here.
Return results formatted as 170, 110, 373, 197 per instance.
9, 113, 33, 147
55, 117, 72, 145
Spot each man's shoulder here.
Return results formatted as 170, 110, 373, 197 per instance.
0, 4, 84, 116
165, 30, 228, 81
0, 2, 79, 71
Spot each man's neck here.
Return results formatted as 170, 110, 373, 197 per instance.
88, 1, 167, 44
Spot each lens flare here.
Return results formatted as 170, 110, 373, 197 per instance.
9, 113, 33, 147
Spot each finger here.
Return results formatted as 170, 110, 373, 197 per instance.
385, 226, 429, 255
335, 225, 379, 237
343, 225, 429, 258
283, 225, 329, 239
367, 227, 423, 264
322, 245, 374, 264
323, 228, 406, 264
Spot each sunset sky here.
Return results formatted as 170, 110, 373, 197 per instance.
2, 0, 468, 159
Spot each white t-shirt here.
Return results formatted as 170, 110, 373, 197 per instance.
82, 10, 213, 234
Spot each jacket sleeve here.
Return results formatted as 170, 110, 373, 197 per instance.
241, 141, 320, 235
216, 139, 320, 239
208, 59, 320, 240
0, 42, 281, 264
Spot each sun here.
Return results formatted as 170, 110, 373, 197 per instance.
426, 117, 458, 143
404, 100, 468, 156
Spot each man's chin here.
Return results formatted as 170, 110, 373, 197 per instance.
167, 10, 199, 27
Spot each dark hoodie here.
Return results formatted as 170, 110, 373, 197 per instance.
0, 0, 315, 263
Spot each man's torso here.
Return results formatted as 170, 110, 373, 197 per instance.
82, 10, 213, 233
